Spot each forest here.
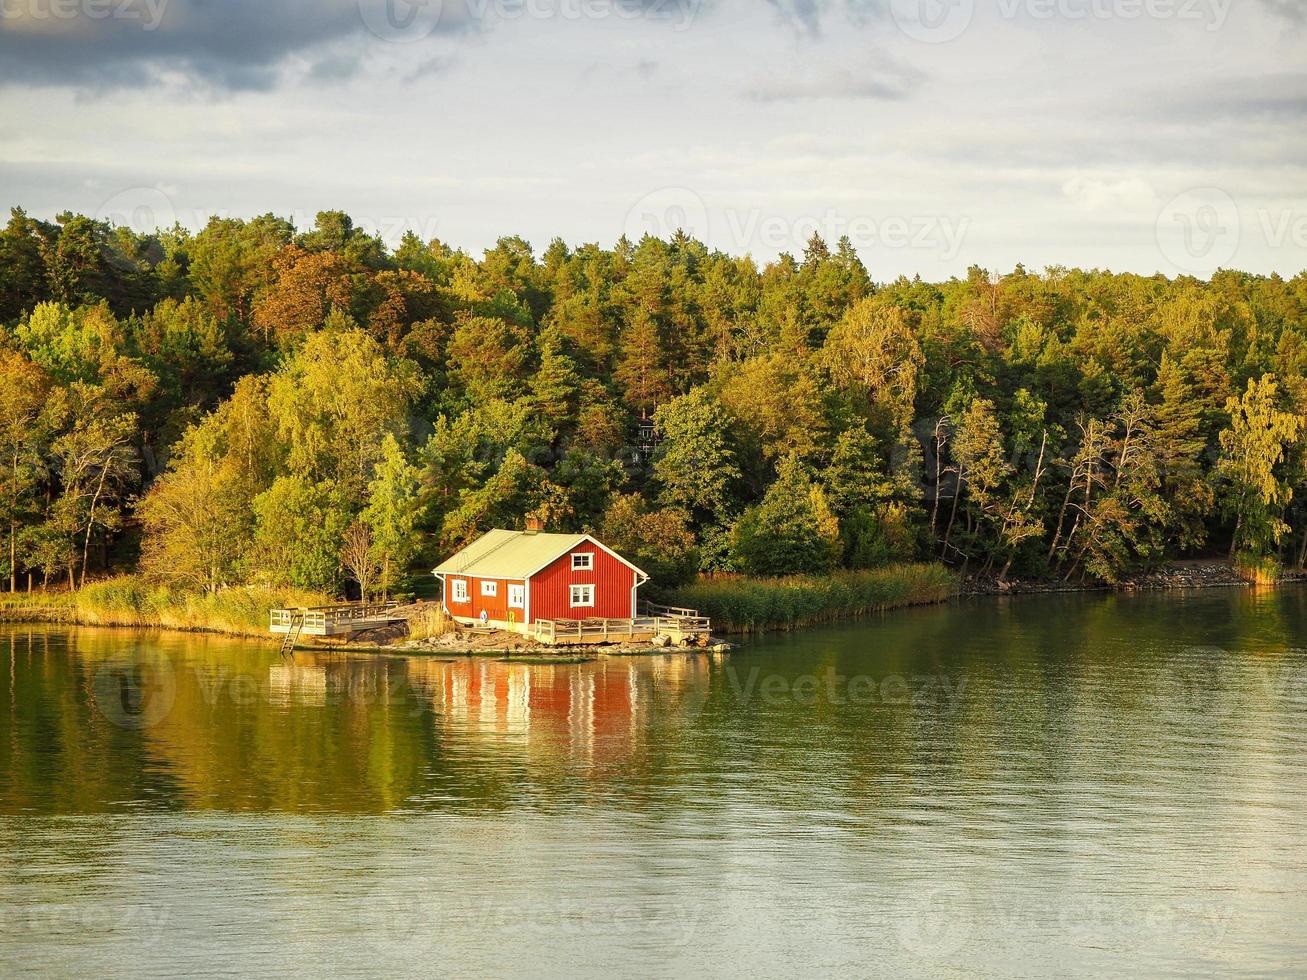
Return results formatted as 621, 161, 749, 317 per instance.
0, 206, 1304, 600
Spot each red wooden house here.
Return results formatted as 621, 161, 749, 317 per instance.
434, 524, 649, 634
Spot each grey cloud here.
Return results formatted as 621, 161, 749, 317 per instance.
0, 0, 718, 91
745, 56, 925, 102
760, 0, 884, 35
0, 0, 374, 90
1258, 0, 1305, 22
764, 0, 823, 34
0, 0, 726, 92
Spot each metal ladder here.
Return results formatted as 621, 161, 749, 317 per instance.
279, 611, 304, 657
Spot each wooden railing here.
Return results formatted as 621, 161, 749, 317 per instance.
270, 601, 403, 633
640, 601, 703, 619
532, 614, 711, 643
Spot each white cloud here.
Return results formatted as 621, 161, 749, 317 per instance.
0, 0, 1304, 279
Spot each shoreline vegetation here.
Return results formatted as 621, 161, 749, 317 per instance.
0, 576, 329, 637
2, 559, 1288, 644
1, 210, 1306, 631
662, 564, 956, 634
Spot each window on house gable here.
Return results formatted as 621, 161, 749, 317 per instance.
572, 552, 594, 571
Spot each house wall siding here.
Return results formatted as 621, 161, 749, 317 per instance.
529, 543, 638, 622
443, 575, 527, 625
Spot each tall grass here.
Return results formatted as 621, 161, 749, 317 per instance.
405, 603, 456, 641
665, 564, 957, 634
1234, 554, 1281, 585
0, 575, 329, 637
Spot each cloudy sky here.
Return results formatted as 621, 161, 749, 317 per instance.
1, 0, 1304, 280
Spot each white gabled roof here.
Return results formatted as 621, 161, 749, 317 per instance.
433, 529, 647, 581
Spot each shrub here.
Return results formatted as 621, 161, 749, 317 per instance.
405, 603, 456, 641
1234, 553, 1281, 585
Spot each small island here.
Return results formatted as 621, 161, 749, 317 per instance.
1, 215, 1303, 646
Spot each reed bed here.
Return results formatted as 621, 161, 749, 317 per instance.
0, 576, 329, 637
665, 564, 957, 634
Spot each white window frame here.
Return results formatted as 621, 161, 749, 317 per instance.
450, 578, 468, 603
481, 580, 498, 597
508, 584, 525, 608
571, 552, 594, 571
570, 584, 595, 608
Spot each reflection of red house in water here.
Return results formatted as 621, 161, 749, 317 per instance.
433, 521, 648, 634
403, 656, 712, 766
420, 660, 634, 749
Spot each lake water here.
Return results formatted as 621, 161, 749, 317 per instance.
2, 588, 1306, 977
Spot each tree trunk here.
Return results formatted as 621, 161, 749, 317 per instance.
941, 469, 963, 558
929, 421, 947, 536
10, 448, 18, 592
81, 457, 113, 590
1047, 483, 1075, 563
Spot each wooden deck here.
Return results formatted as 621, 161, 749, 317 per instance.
269, 602, 407, 637
532, 602, 711, 646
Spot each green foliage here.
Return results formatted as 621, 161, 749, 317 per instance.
1217, 375, 1302, 557
1, 208, 1306, 601
732, 455, 841, 575
252, 476, 353, 592
599, 492, 698, 587
653, 388, 740, 522
665, 564, 956, 633
363, 434, 422, 596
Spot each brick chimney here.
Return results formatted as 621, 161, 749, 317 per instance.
524, 516, 543, 534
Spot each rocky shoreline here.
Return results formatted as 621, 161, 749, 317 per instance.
394, 628, 732, 658
961, 560, 1299, 597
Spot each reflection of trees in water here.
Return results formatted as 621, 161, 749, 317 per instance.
20, 587, 1303, 820
0, 627, 717, 814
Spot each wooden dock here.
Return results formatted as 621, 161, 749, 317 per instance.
531, 602, 711, 646
269, 602, 408, 638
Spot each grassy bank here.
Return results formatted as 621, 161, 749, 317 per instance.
0, 576, 329, 637
664, 564, 957, 634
